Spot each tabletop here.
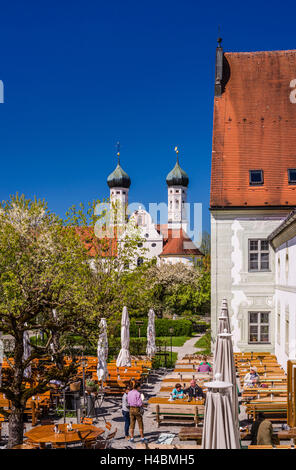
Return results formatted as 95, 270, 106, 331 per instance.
148, 397, 204, 406
25, 423, 104, 445
246, 396, 287, 404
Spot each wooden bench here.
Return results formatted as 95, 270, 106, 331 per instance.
148, 398, 204, 427
246, 401, 287, 421
178, 426, 203, 444
136, 443, 201, 449
248, 445, 294, 449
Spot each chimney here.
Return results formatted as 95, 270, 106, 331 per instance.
215, 37, 223, 97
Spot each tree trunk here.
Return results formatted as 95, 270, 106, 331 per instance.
7, 405, 25, 448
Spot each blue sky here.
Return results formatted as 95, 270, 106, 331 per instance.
0, 0, 295, 233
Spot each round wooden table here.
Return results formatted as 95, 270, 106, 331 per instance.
25, 423, 104, 448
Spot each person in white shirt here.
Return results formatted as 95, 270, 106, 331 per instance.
244, 366, 260, 387
122, 384, 131, 439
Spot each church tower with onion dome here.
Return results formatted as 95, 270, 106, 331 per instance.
166, 146, 189, 232
107, 143, 131, 225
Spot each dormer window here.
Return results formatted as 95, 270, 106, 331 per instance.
288, 169, 296, 184
249, 170, 263, 185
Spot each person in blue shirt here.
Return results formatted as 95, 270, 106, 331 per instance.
171, 383, 184, 399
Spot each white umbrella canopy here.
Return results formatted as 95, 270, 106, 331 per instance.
116, 306, 131, 368
202, 373, 240, 449
23, 330, 31, 379
146, 308, 156, 357
97, 318, 108, 382
218, 298, 231, 334
214, 329, 240, 440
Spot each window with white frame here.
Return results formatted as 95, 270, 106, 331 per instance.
248, 311, 270, 343
248, 239, 270, 271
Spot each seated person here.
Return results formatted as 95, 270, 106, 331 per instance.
184, 379, 206, 400
243, 366, 260, 387
197, 355, 212, 373
257, 414, 278, 445
171, 383, 184, 399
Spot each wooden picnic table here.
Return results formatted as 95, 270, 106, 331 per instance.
245, 396, 287, 421
242, 387, 287, 399
148, 397, 204, 406
179, 426, 296, 443
165, 372, 212, 381
25, 423, 104, 448
148, 396, 205, 426
240, 378, 287, 388
240, 429, 296, 442
247, 396, 287, 404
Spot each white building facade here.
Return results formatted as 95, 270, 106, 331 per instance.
269, 212, 296, 372
210, 44, 296, 369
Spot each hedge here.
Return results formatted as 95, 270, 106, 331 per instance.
191, 321, 210, 334
108, 337, 168, 360
113, 318, 192, 338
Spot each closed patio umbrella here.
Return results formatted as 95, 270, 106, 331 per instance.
116, 306, 131, 368
218, 298, 231, 334
97, 318, 108, 382
146, 308, 156, 357
23, 330, 31, 379
214, 328, 240, 444
202, 373, 240, 449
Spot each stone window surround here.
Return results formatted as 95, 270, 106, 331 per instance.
248, 311, 270, 344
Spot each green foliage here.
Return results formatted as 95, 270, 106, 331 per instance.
142, 262, 211, 317
152, 352, 178, 369
112, 318, 192, 338
200, 231, 211, 255
194, 331, 212, 355
156, 336, 190, 347
191, 320, 210, 334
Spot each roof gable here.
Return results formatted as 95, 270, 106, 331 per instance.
210, 49, 296, 208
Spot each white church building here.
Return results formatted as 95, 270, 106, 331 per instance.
106, 148, 203, 267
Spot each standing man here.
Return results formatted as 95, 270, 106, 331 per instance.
127, 381, 147, 443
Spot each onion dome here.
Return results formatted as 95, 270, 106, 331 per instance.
107, 143, 131, 188
166, 147, 189, 187
107, 162, 131, 188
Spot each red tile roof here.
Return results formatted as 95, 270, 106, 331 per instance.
75, 226, 117, 257
210, 49, 296, 208
158, 228, 203, 257
76, 225, 202, 259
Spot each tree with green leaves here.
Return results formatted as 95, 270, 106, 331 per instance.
64, 199, 150, 341
0, 194, 106, 447
144, 261, 210, 317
